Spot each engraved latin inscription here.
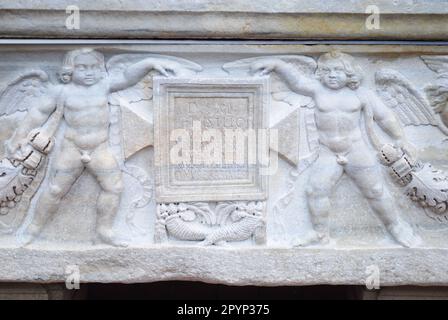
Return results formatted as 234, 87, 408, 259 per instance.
154, 78, 269, 202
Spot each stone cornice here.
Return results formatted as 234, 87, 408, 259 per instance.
0, 0, 447, 40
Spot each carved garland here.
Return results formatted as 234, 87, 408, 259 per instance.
155, 201, 266, 245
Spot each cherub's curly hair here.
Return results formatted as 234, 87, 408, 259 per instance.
59, 48, 105, 83
315, 51, 363, 90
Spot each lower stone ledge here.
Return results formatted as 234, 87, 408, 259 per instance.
0, 246, 447, 286
355, 286, 448, 300
0, 283, 86, 300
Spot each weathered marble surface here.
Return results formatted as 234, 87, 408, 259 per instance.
1, 247, 448, 286
0, 0, 447, 40
0, 43, 448, 285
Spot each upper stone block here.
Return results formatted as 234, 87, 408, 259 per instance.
0, 0, 447, 40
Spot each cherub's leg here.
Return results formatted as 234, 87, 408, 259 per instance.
346, 148, 421, 247
21, 145, 83, 245
87, 143, 125, 247
296, 151, 343, 246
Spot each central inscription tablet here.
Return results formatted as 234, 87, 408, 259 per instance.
154, 78, 269, 202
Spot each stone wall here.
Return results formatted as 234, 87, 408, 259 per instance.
0, 1, 447, 298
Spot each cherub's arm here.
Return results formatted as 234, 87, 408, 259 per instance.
363, 89, 418, 156
366, 89, 404, 141
109, 58, 176, 93
6, 96, 56, 155
251, 59, 320, 97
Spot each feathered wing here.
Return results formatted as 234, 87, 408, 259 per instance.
375, 68, 448, 221
375, 68, 448, 135
0, 69, 54, 231
223, 55, 319, 168
421, 55, 448, 78
0, 69, 56, 159
0, 70, 50, 116
421, 55, 448, 128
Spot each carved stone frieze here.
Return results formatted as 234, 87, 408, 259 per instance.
0, 43, 447, 285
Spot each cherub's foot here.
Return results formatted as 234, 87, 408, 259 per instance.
96, 228, 128, 247
18, 232, 35, 247
214, 240, 229, 246
197, 238, 213, 246
198, 239, 228, 247
293, 230, 330, 247
17, 225, 40, 247
388, 220, 421, 248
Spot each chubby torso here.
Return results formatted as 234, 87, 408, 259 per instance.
314, 87, 364, 154
62, 81, 110, 150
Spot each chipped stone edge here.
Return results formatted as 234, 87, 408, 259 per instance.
2, 246, 448, 285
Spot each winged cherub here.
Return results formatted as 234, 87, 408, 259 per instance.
4, 48, 200, 246
250, 51, 422, 247
421, 55, 448, 128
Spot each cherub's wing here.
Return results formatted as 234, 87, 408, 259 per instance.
223, 55, 318, 167
107, 53, 202, 104
421, 56, 448, 128
0, 70, 53, 229
0, 70, 53, 158
375, 68, 448, 134
421, 55, 448, 78
0, 70, 50, 116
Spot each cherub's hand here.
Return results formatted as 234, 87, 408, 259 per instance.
28, 128, 54, 155
150, 59, 181, 77
4, 137, 26, 160
250, 59, 285, 76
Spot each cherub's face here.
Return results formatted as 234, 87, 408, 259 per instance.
318, 59, 348, 90
72, 54, 103, 86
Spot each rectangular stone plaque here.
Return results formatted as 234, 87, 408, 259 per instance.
154, 78, 269, 202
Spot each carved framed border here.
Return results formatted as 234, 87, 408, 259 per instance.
153, 77, 269, 203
